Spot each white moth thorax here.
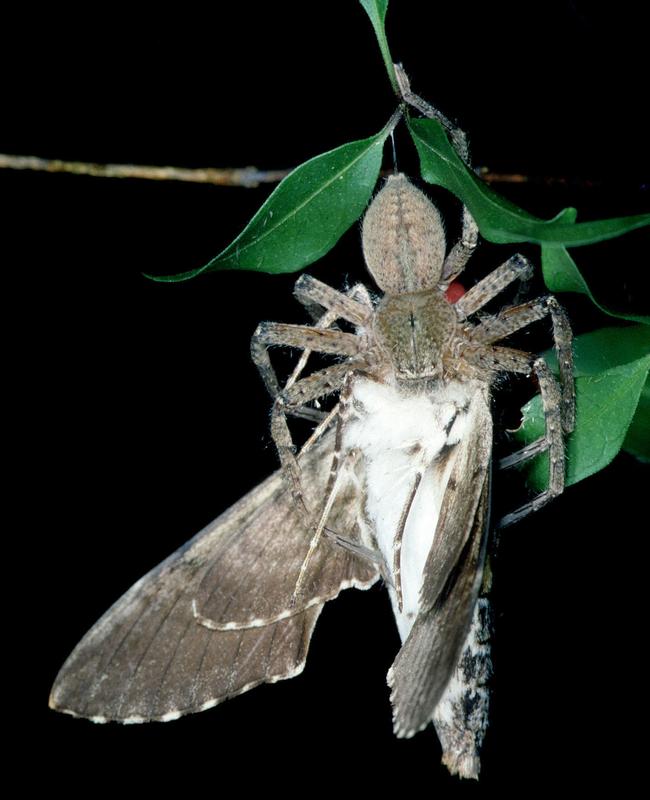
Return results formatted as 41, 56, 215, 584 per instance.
343, 376, 479, 640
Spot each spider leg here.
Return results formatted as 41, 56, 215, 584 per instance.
250, 322, 362, 397
441, 205, 480, 284
272, 349, 371, 515
464, 345, 566, 527
284, 280, 373, 395
499, 437, 549, 469
251, 278, 371, 405
394, 64, 480, 287
470, 294, 575, 432
252, 320, 363, 506
454, 254, 534, 320
395, 63, 470, 164
281, 357, 370, 408
293, 274, 373, 326
394, 63, 481, 290
251, 276, 373, 529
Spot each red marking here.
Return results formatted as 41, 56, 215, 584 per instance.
445, 281, 466, 304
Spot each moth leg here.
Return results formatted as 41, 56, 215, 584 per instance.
464, 345, 565, 527
290, 367, 379, 602
292, 449, 359, 604
470, 295, 575, 433
454, 254, 534, 320
305, 370, 384, 567
293, 372, 354, 602
441, 205, 480, 284
279, 358, 371, 472
393, 471, 423, 613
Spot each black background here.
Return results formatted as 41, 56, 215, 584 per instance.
7, 0, 649, 793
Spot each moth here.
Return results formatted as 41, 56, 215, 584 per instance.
50, 173, 575, 779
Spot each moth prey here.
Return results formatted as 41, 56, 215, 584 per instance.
50, 175, 574, 780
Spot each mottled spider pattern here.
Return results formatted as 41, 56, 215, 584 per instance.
251, 173, 575, 537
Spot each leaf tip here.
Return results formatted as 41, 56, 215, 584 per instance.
141, 267, 205, 283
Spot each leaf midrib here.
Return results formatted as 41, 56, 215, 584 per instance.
217, 136, 383, 264
410, 119, 542, 227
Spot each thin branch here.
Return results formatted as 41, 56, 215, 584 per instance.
0, 153, 289, 187
0, 152, 631, 190
477, 166, 606, 189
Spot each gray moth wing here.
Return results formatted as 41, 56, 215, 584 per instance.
49, 428, 378, 723
388, 392, 492, 738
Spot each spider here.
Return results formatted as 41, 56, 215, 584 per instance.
251, 172, 575, 542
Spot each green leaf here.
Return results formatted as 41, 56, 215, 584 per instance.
539, 324, 650, 385
623, 375, 650, 462
544, 324, 650, 376
147, 131, 389, 281
542, 245, 650, 325
408, 116, 650, 246
359, 0, 397, 93
515, 326, 650, 490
